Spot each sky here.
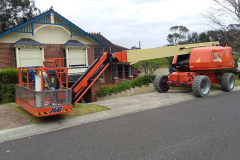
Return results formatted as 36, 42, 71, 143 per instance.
35, 0, 214, 49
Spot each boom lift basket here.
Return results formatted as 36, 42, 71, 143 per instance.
15, 58, 72, 117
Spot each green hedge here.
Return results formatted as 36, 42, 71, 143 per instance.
0, 68, 27, 103
97, 75, 156, 97
0, 69, 18, 103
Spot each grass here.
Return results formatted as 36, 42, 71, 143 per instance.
4, 103, 110, 124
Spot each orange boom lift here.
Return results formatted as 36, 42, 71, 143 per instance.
15, 41, 235, 117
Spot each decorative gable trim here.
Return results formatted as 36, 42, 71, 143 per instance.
0, 9, 102, 45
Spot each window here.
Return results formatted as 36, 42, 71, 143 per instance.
18, 48, 44, 67
68, 49, 86, 67
112, 64, 130, 80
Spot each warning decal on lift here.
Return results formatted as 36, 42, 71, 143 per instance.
51, 77, 54, 83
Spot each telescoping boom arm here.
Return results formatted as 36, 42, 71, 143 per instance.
71, 41, 219, 104
71, 51, 127, 104
126, 41, 219, 64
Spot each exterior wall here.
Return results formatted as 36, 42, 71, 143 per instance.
0, 43, 15, 69
87, 45, 95, 65
90, 79, 100, 102
44, 44, 63, 59
104, 65, 112, 84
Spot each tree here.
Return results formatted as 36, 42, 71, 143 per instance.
167, 25, 189, 45
131, 46, 140, 50
198, 32, 210, 42
187, 32, 199, 44
133, 58, 168, 82
0, 0, 40, 32
203, 0, 240, 30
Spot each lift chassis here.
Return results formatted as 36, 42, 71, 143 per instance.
154, 45, 235, 97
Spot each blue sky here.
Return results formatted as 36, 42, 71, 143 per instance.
36, 0, 214, 49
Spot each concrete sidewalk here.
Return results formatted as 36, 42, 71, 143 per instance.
0, 87, 240, 143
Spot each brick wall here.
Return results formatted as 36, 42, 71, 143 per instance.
44, 44, 64, 59
90, 79, 100, 102
104, 65, 112, 84
87, 45, 98, 102
0, 43, 15, 69
87, 45, 94, 65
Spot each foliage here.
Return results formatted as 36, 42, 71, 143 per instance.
198, 32, 210, 42
0, 68, 27, 103
131, 46, 140, 50
187, 32, 200, 44
0, 0, 40, 32
97, 75, 156, 97
133, 58, 168, 80
203, 1, 240, 52
165, 56, 174, 66
0, 69, 18, 102
167, 25, 189, 45
216, 56, 238, 78
203, 0, 240, 30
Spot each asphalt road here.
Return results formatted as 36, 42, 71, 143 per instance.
1, 91, 240, 160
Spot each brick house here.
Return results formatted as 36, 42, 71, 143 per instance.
0, 8, 138, 102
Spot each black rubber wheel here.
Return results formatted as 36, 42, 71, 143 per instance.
154, 75, 169, 93
221, 73, 235, 92
192, 75, 211, 97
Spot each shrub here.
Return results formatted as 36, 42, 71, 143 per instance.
0, 68, 28, 103
97, 75, 156, 97
0, 68, 19, 103
216, 56, 238, 78
97, 86, 113, 97
1, 84, 15, 103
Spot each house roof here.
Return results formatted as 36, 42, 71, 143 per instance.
12, 38, 45, 47
0, 7, 102, 46
89, 32, 129, 59
62, 40, 88, 48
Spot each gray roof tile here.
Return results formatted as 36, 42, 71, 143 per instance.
12, 38, 45, 47
62, 40, 88, 48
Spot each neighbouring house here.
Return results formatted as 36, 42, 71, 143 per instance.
0, 7, 137, 102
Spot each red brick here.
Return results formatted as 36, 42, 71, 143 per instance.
0, 43, 15, 69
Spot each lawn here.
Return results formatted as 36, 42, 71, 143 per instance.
5, 103, 110, 124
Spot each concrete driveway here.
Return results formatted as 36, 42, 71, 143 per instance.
91, 87, 240, 110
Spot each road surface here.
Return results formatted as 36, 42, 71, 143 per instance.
1, 91, 240, 160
